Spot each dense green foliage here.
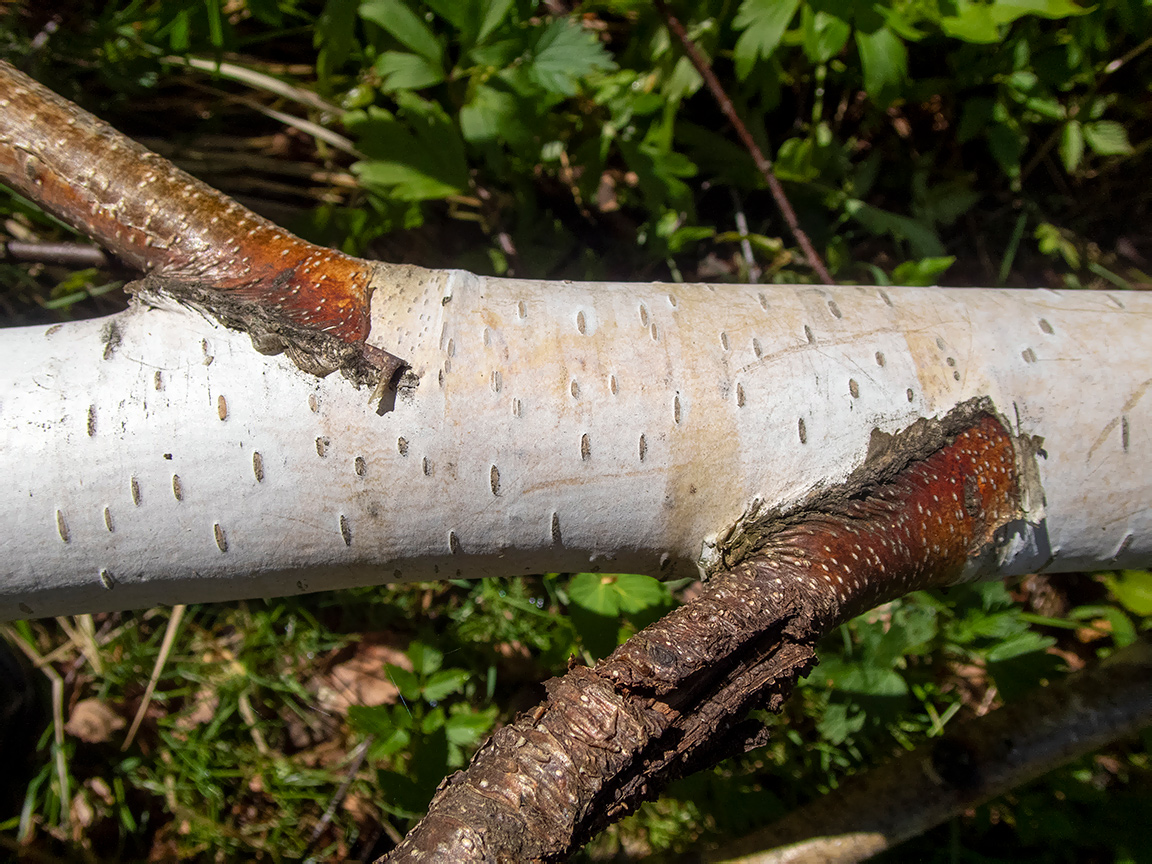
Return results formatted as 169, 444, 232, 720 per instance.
1, 1, 1150, 861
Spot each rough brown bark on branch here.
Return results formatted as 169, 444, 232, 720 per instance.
379, 410, 1027, 862
0, 60, 403, 385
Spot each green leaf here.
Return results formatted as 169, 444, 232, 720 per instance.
891, 256, 956, 286
855, 26, 907, 104
421, 706, 445, 734
985, 630, 1055, 662
843, 199, 945, 258
612, 574, 670, 614
348, 98, 468, 200
476, 0, 515, 44
817, 701, 865, 744
775, 136, 821, 182
801, 5, 851, 65
407, 640, 443, 676
445, 706, 498, 747
1060, 120, 1085, 172
347, 704, 396, 737
941, 2, 1001, 43
385, 664, 421, 702
819, 659, 908, 697
459, 83, 522, 143
568, 573, 621, 616
423, 668, 470, 702
359, 0, 442, 63
1082, 120, 1134, 156
733, 0, 802, 80
1034, 221, 1080, 269
1105, 570, 1152, 616
373, 51, 445, 91
989, 0, 1090, 25
941, 0, 1087, 42
527, 19, 616, 96
985, 121, 1025, 177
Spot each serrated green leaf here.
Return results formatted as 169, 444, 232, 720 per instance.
373, 51, 445, 91
733, 0, 801, 79
1083, 120, 1134, 156
359, 0, 442, 63
1060, 120, 1085, 172
1105, 570, 1152, 616
528, 19, 615, 96
423, 668, 470, 702
348, 99, 468, 200
421, 706, 445, 734
407, 640, 443, 676
856, 26, 907, 104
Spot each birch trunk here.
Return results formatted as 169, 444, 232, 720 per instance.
2, 268, 1150, 619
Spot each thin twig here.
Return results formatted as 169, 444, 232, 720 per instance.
3, 241, 109, 268
653, 0, 833, 284
122, 604, 186, 751
304, 735, 375, 854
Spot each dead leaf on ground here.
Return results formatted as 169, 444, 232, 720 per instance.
174, 686, 220, 730
65, 698, 125, 743
310, 635, 412, 715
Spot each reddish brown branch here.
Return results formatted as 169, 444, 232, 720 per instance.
653, 0, 834, 285
379, 412, 1023, 862
0, 61, 402, 384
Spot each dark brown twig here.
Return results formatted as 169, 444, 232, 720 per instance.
653, 0, 834, 285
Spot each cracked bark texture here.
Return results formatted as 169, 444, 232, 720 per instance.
0, 61, 401, 384
379, 414, 1024, 862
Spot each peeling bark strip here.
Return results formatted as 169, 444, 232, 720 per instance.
380, 414, 1024, 863
0, 61, 401, 384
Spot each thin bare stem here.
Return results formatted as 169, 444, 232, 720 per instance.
653, 0, 833, 285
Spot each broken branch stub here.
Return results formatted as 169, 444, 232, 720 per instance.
0, 61, 402, 385
379, 412, 1027, 863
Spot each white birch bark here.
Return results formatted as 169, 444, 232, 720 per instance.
2, 264, 1149, 620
